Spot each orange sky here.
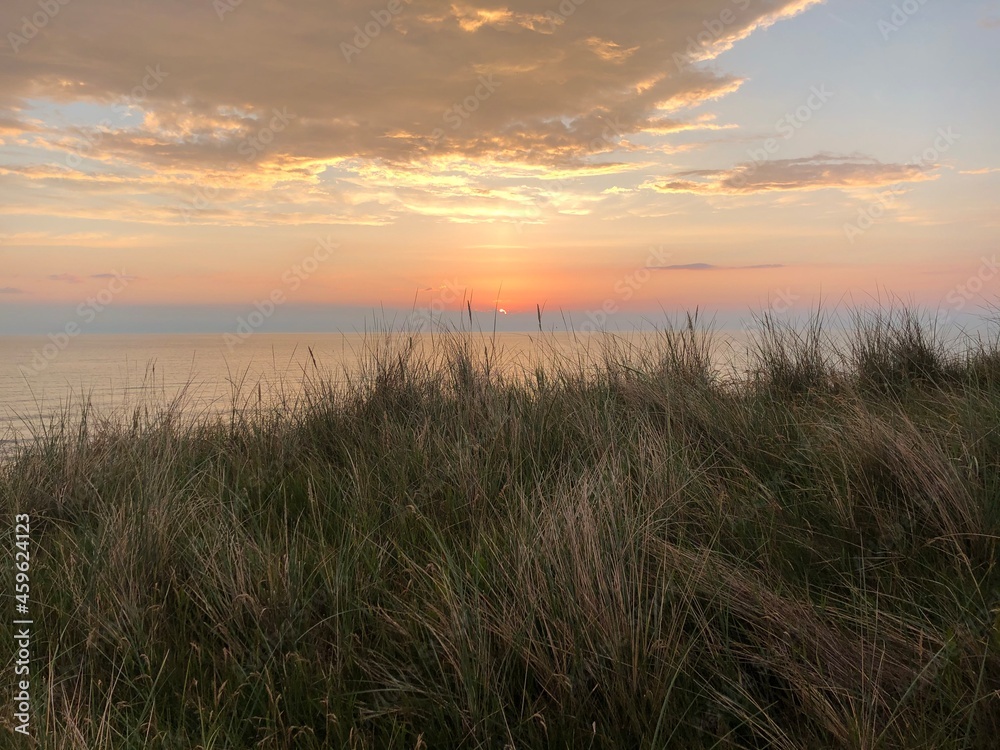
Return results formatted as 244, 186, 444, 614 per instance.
1, 0, 998, 332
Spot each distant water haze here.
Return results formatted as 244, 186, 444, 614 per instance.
0, 331, 674, 452
1, 316, 991, 456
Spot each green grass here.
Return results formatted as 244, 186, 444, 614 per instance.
2, 310, 999, 748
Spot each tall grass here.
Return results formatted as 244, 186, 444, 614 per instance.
2, 309, 999, 748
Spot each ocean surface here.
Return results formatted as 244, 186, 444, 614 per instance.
2, 317, 990, 458
0, 331, 673, 456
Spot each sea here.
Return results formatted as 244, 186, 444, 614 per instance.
0, 331, 679, 456
3, 316, 986, 458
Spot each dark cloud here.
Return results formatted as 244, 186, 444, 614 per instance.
0, 286, 23, 294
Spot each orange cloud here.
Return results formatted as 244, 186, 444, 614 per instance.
650, 155, 939, 195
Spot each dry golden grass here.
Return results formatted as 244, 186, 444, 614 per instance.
2, 310, 999, 748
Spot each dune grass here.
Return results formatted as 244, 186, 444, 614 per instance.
2, 310, 999, 748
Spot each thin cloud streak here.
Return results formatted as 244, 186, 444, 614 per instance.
650, 263, 786, 271
650, 155, 938, 195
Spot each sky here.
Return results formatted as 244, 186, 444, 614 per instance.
0, 0, 998, 334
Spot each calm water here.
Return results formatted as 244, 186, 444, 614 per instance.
0, 332, 662, 454
2, 317, 986, 458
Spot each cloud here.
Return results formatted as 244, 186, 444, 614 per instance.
0, 230, 153, 248
47, 273, 83, 283
960, 167, 1000, 175
0, 165, 392, 227
0, 116, 38, 135
0, 0, 821, 176
0, 0, 832, 228
649, 263, 785, 271
584, 37, 640, 63
980, 16, 1000, 28
91, 273, 140, 281
649, 154, 938, 195
0, 287, 23, 294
